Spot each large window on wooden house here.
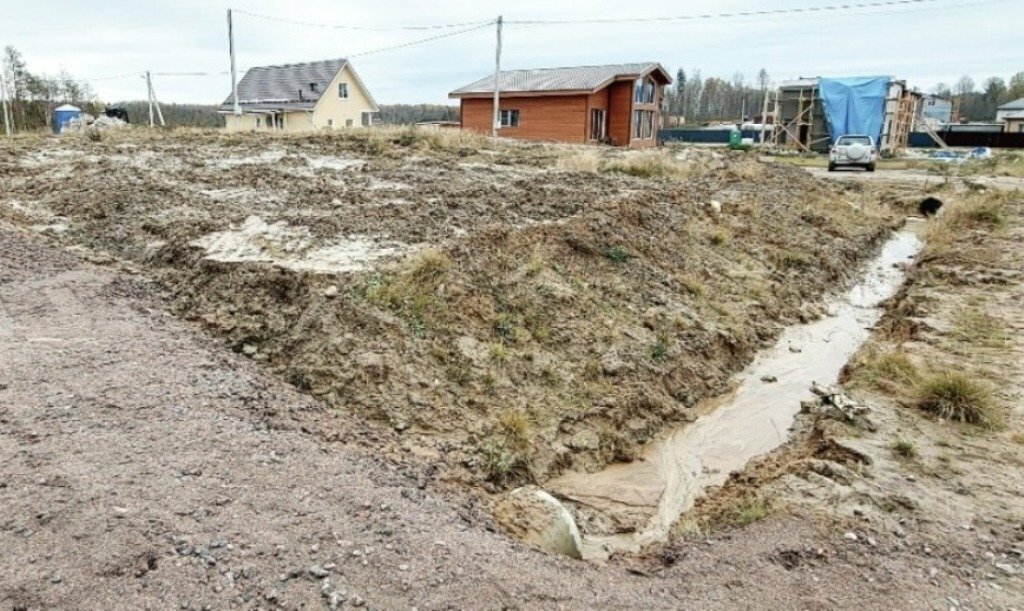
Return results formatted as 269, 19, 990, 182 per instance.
500, 109, 520, 128
634, 77, 656, 104
632, 110, 656, 139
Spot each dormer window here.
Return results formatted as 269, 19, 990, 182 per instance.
310, 82, 318, 92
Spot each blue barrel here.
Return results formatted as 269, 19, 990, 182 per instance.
54, 104, 82, 134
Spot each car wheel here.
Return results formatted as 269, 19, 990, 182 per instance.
866, 163, 876, 172
828, 163, 836, 172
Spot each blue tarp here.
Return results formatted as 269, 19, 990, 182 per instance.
819, 77, 890, 146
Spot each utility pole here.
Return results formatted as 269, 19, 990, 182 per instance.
492, 15, 502, 138
0, 71, 12, 137
146, 71, 155, 127
149, 73, 166, 127
228, 9, 240, 117
759, 90, 770, 146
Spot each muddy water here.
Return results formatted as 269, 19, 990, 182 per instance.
549, 222, 924, 560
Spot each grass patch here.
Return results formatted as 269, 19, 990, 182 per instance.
914, 370, 999, 428
481, 408, 533, 487
489, 342, 510, 363
497, 408, 532, 448
480, 441, 529, 487
951, 310, 1010, 348
556, 150, 601, 173
1011, 433, 1024, 446
650, 338, 670, 362
891, 437, 919, 459
854, 349, 921, 392
366, 249, 451, 330
604, 150, 689, 179
680, 494, 773, 535
604, 246, 630, 264
681, 276, 706, 298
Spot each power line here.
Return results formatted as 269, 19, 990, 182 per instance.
505, 0, 973, 25
81, 71, 145, 82
347, 22, 494, 58
234, 9, 494, 32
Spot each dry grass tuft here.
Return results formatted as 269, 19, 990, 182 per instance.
679, 494, 773, 536
556, 150, 601, 173
604, 150, 691, 180
853, 349, 921, 392
366, 249, 451, 330
891, 437, 918, 459
914, 370, 1000, 428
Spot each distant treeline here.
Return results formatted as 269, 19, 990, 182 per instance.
378, 104, 459, 125
934, 74, 1024, 122
2, 46, 98, 132
115, 101, 224, 128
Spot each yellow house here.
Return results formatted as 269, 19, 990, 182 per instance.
220, 58, 379, 132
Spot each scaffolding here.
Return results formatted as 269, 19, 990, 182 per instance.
768, 77, 937, 155
769, 82, 830, 152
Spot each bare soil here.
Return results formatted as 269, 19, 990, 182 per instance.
3, 130, 1020, 608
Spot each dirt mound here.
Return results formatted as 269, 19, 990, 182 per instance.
0, 131, 897, 490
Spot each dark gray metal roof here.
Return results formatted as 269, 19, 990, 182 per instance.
220, 58, 347, 109
450, 62, 669, 96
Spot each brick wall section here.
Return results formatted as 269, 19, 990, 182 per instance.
461, 95, 590, 143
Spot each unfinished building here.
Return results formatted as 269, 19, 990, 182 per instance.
771, 77, 920, 154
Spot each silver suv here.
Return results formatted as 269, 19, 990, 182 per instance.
828, 135, 877, 172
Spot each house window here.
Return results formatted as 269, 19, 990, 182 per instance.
310, 82, 318, 92
255, 117, 261, 128
634, 77, 656, 104
346, 119, 353, 127
500, 109, 520, 128
328, 119, 334, 128
339, 83, 348, 99
632, 110, 656, 139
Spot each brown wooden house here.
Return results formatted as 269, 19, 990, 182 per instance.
449, 63, 672, 147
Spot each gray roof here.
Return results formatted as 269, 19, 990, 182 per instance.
220, 58, 347, 110
450, 62, 669, 96
999, 97, 1024, 110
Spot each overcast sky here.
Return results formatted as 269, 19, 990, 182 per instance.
4, 0, 1021, 105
